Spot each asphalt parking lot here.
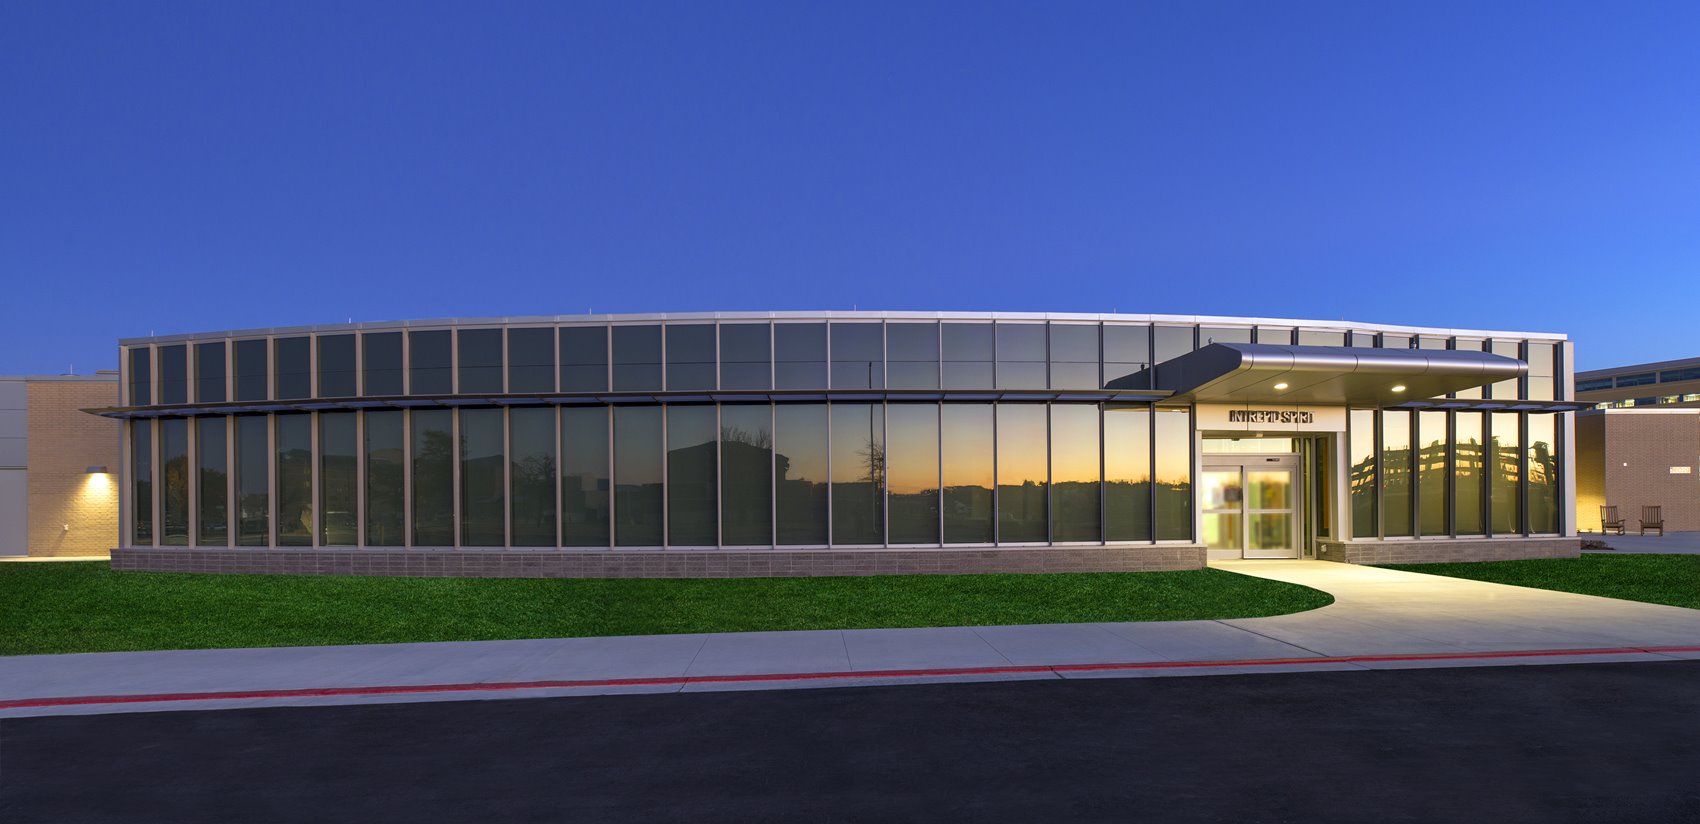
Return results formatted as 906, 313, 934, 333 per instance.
4, 660, 1699, 823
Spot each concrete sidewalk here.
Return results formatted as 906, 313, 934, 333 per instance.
4, 561, 1699, 717
1584, 531, 1700, 554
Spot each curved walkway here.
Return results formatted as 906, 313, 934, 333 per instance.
4, 561, 1699, 717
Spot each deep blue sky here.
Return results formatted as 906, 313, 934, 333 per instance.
3, 1, 1697, 374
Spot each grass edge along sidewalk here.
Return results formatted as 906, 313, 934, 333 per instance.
1381, 554, 1700, 611
0, 563, 1332, 657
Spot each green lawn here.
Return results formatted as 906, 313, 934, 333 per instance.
1381, 554, 1700, 610
0, 562, 1331, 656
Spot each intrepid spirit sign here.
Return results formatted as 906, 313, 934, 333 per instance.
1197, 403, 1345, 433
1228, 410, 1314, 425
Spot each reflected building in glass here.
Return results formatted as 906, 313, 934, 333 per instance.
97, 311, 1583, 577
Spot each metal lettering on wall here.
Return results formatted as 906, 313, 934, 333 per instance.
1227, 410, 1314, 425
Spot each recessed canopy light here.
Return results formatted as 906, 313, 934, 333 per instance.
1273, 382, 1289, 390
1391, 385, 1407, 393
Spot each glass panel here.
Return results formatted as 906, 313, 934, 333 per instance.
1255, 328, 1293, 345
1349, 332, 1377, 348
830, 323, 884, 389
774, 323, 828, 389
1527, 414, 1559, 533
411, 409, 455, 546
1297, 330, 1346, 347
409, 331, 452, 396
995, 323, 1047, 390
1051, 404, 1101, 542
1382, 334, 1412, 350
1418, 336, 1448, 350
1103, 324, 1151, 390
1249, 513, 1292, 550
720, 324, 772, 391
1349, 409, 1376, 538
317, 334, 356, 398
942, 404, 994, 543
365, 410, 405, 546
1453, 340, 1485, 399
1454, 412, 1485, 535
197, 417, 228, 545
160, 418, 189, 545
1491, 412, 1522, 534
131, 421, 154, 544
159, 344, 188, 404
195, 342, 226, 403
941, 323, 994, 389
614, 406, 663, 546
459, 408, 505, 546
1202, 469, 1242, 510
613, 326, 663, 391
234, 339, 267, 401
1153, 408, 1192, 541
1490, 341, 1521, 400
362, 332, 404, 397
508, 328, 556, 394
831, 403, 885, 544
1419, 410, 1449, 536
276, 414, 312, 546
886, 323, 939, 390
1526, 342, 1555, 401
561, 406, 611, 546
887, 404, 940, 544
1381, 411, 1412, 537
273, 336, 311, 395
128, 347, 152, 406
1202, 437, 1297, 454
666, 325, 716, 391
559, 326, 610, 392
235, 416, 268, 546
1203, 513, 1242, 550
667, 405, 718, 545
1246, 470, 1290, 510
1151, 326, 1195, 362
1103, 408, 1151, 542
1199, 326, 1251, 345
1049, 324, 1099, 390
510, 407, 557, 546
458, 329, 503, 395
997, 404, 1048, 542
319, 412, 358, 546
775, 404, 829, 544
720, 404, 772, 546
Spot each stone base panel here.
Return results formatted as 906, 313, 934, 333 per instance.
1316, 537, 1581, 565
109, 545, 1208, 578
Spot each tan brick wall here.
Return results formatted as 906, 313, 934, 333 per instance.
27, 381, 120, 556
1600, 413, 1700, 533
110, 545, 1209, 578
1316, 537, 1580, 564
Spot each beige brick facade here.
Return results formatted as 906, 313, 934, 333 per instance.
1574, 410, 1700, 533
26, 380, 120, 556
1316, 537, 1580, 565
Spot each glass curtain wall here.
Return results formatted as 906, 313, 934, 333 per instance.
887, 404, 940, 544
320, 412, 358, 545
1381, 411, 1412, 537
775, 404, 829, 544
1051, 404, 1101, 541
614, 406, 663, 545
831, 404, 885, 544
1103, 408, 1151, 542
1490, 412, 1522, 534
1527, 415, 1559, 533
276, 414, 312, 546
131, 421, 154, 544
720, 404, 772, 545
195, 342, 225, 403
411, 409, 454, 545
196, 417, 227, 545
510, 407, 557, 546
1153, 408, 1192, 540
366, 410, 405, 546
1454, 412, 1486, 534
941, 404, 994, 543
460, 408, 505, 546
997, 405, 1048, 542
160, 418, 189, 544
561, 406, 611, 546
235, 416, 269, 546
1418, 410, 1448, 537
1349, 410, 1376, 538
667, 405, 718, 545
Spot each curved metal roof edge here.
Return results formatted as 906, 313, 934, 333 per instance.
117, 310, 1571, 347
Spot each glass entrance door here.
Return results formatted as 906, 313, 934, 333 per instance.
1202, 459, 1301, 559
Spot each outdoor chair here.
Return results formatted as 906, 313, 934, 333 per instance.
1600, 505, 1625, 535
1640, 506, 1664, 536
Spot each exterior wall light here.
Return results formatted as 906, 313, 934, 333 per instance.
1390, 385, 1407, 393
1273, 382, 1289, 390
85, 466, 109, 474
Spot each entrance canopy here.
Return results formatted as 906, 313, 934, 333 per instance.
1153, 343, 1541, 407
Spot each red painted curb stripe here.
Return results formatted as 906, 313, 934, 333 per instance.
5, 644, 1698, 711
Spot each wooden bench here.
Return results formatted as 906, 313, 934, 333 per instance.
1640, 505, 1664, 536
1600, 505, 1625, 535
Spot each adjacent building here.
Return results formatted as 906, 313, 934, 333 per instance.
92, 312, 1584, 577
1, 373, 121, 557
1575, 357, 1700, 533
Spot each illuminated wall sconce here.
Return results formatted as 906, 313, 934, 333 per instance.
85, 466, 109, 474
